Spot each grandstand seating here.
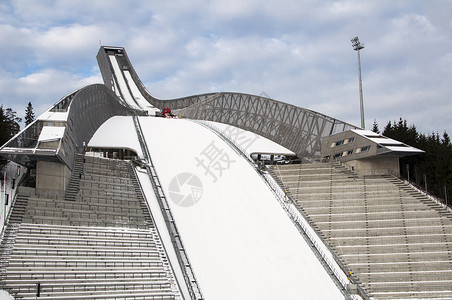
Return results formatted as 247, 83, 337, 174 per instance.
0, 156, 180, 299
269, 162, 452, 299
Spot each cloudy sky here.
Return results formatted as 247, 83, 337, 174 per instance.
1, 0, 451, 135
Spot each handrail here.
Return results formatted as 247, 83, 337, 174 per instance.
130, 164, 183, 300
132, 115, 203, 300
396, 176, 452, 212
1, 163, 28, 238
192, 120, 369, 300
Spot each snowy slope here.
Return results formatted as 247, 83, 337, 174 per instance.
138, 117, 344, 300
109, 55, 141, 110
123, 70, 160, 114
88, 116, 344, 299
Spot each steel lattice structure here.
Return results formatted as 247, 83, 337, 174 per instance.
1, 46, 359, 171
174, 93, 357, 160
0, 84, 133, 169
97, 46, 359, 161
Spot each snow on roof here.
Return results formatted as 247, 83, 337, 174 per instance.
205, 121, 295, 156
352, 129, 423, 153
385, 146, 424, 152
352, 129, 380, 136
370, 137, 403, 145
87, 116, 142, 156
37, 110, 69, 122
38, 126, 65, 142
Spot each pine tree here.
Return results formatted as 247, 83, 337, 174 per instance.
371, 119, 380, 134
382, 118, 452, 205
0, 105, 22, 169
0, 105, 21, 146
24, 101, 35, 126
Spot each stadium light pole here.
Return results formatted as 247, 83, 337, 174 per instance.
351, 36, 365, 129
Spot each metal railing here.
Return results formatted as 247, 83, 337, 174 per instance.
132, 115, 203, 300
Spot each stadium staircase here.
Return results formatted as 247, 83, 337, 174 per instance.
0, 156, 180, 299
269, 162, 452, 299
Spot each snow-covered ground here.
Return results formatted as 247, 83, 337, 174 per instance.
89, 116, 344, 299
0, 290, 14, 300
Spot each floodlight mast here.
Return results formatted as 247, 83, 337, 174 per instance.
351, 36, 365, 129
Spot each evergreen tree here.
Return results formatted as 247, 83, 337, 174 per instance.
371, 119, 380, 134
24, 101, 35, 126
0, 105, 21, 146
0, 105, 22, 169
382, 118, 452, 205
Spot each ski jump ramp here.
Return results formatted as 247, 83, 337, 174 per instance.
89, 116, 346, 299
1, 46, 366, 299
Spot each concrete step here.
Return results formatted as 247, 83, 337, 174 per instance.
335, 241, 452, 255
14, 235, 156, 247
81, 173, 133, 185
22, 205, 149, 220
19, 290, 176, 300
79, 180, 135, 191
341, 250, 452, 264
76, 195, 146, 207
20, 215, 150, 228
369, 290, 452, 300
329, 233, 452, 247
365, 280, 452, 295
303, 203, 431, 215
309, 210, 443, 223
357, 270, 452, 284
297, 197, 423, 208
7, 258, 164, 269
348, 260, 452, 273
11, 283, 174, 298
78, 188, 136, 198
314, 218, 452, 231
17, 223, 154, 238
4, 268, 168, 281
25, 198, 144, 214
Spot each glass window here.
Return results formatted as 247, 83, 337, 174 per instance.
335, 140, 344, 146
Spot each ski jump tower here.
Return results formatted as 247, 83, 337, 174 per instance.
0, 46, 433, 300
0, 46, 420, 190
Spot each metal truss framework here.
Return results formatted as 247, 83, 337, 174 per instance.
97, 46, 359, 160
0, 84, 132, 169
1, 46, 359, 170
175, 93, 357, 160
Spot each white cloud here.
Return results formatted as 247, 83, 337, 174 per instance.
0, 0, 451, 136
0, 68, 101, 123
